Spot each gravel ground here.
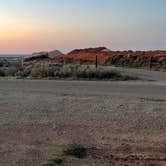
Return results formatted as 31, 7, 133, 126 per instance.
0, 73, 166, 165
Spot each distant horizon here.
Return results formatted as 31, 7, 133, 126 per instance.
0, 44, 166, 55
0, 46, 166, 56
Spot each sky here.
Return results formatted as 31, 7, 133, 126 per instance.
0, 0, 166, 54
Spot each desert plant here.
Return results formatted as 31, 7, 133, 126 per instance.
41, 162, 55, 166
5, 66, 18, 76
49, 158, 63, 164
27, 64, 138, 80
47, 66, 57, 77
0, 68, 5, 76
31, 63, 49, 77
63, 144, 87, 158
16, 67, 31, 77
0, 61, 4, 67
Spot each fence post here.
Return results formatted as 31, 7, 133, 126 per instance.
95, 55, 98, 69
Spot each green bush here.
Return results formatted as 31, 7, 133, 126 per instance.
16, 67, 31, 77
26, 64, 137, 80
0, 68, 5, 76
5, 66, 18, 76
63, 144, 87, 158
50, 158, 63, 164
53, 65, 123, 80
47, 67, 56, 77
31, 63, 48, 78
0, 61, 4, 67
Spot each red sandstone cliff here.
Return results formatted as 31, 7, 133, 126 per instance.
54, 47, 166, 69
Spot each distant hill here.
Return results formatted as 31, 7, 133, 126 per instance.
55, 47, 113, 63
24, 50, 63, 62
48, 50, 63, 58
68, 47, 110, 55
54, 47, 166, 69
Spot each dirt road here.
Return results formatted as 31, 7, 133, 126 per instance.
0, 78, 166, 165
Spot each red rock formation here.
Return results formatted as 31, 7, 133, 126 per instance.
55, 47, 113, 64
54, 47, 166, 69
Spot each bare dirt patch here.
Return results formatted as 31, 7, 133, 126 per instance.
0, 80, 166, 165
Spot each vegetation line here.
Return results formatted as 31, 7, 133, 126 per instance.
0, 61, 138, 81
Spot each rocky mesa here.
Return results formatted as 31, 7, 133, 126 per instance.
54, 47, 166, 69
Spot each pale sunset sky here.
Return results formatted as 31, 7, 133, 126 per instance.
0, 0, 166, 54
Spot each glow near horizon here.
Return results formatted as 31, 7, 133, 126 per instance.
0, 0, 166, 54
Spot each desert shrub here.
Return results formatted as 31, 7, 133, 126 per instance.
63, 144, 87, 158
54, 65, 122, 80
47, 153, 64, 165
0, 61, 4, 67
63, 65, 122, 80
42, 155, 64, 166
0, 59, 9, 67
5, 66, 18, 76
28, 64, 137, 80
16, 67, 31, 78
57, 65, 73, 78
105, 56, 143, 68
49, 158, 63, 164
31, 63, 49, 78
47, 66, 57, 77
30, 64, 61, 78
22, 67, 31, 77
126, 58, 142, 68
99, 69, 121, 79
0, 68, 5, 76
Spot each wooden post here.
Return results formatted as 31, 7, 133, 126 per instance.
149, 56, 152, 70
95, 55, 98, 69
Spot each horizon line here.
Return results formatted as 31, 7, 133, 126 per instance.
0, 47, 166, 55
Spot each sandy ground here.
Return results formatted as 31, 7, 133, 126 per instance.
0, 69, 166, 166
